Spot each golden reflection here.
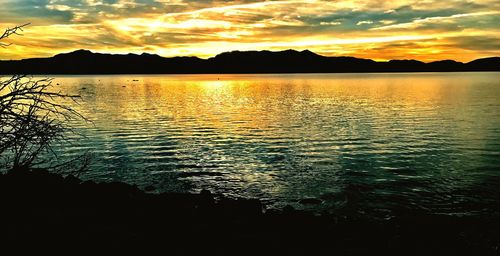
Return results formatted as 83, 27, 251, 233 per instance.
198, 80, 231, 88
55, 73, 480, 139
44, 73, 499, 199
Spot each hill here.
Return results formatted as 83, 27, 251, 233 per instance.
0, 49, 498, 74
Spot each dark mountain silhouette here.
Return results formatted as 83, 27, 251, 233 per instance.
465, 57, 500, 71
0, 49, 498, 74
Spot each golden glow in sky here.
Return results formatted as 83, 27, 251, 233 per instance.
0, 0, 499, 61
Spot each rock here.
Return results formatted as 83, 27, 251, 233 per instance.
144, 185, 156, 192
283, 205, 295, 213
64, 175, 81, 185
200, 189, 212, 196
197, 189, 215, 207
299, 198, 322, 205
219, 198, 263, 216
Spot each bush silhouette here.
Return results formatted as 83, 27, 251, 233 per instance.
0, 24, 89, 173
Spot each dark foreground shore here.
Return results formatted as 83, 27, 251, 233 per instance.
1, 169, 499, 255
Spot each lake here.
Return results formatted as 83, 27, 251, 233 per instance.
50, 72, 500, 217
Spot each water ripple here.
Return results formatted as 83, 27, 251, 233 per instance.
45, 73, 500, 217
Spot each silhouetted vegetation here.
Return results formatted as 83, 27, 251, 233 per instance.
0, 25, 88, 172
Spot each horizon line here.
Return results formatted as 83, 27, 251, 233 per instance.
2, 48, 499, 64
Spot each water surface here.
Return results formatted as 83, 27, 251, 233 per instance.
51, 73, 500, 216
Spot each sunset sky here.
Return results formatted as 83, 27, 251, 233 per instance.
0, 0, 499, 61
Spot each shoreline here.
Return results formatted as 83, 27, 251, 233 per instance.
1, 169, 499, 255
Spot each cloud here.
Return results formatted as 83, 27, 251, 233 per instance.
372, 11, 500, 31
357, 20, 373, 25
0, 0, 498, 61
451, 35, 500, 51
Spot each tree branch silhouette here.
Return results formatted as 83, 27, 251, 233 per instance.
0, 24, 90, 173
0, 23, 29, 47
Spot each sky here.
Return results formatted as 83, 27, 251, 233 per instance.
0, 0, 499, 61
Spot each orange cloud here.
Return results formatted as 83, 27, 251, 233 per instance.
0, 0, 498, 61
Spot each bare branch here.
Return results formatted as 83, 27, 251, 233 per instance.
1, 24, 91, 173
0, 23, 30, 47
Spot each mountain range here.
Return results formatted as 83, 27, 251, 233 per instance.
0, 49, 498, 74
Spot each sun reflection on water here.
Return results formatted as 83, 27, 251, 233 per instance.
46, 73, 500, 214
